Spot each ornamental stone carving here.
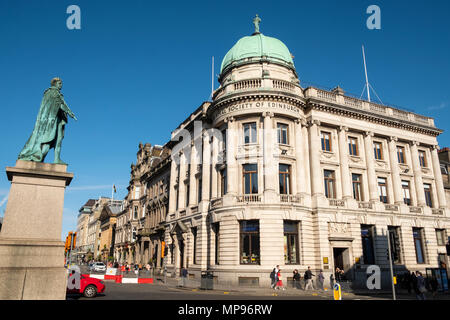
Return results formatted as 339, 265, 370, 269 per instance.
328, 222, 350, 235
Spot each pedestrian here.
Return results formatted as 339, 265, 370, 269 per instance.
293, 269, 301, 289
270, 265, 279, 289
304, 266, 315, 290
404, 271, 412, 294
276, 269, 286, 290
416, 271, 426, 300
430, 276, 438, 299
181, 267, 188, 287
330, 274, 335, 289
411, 271, 418, 296
317, 270, 325, 290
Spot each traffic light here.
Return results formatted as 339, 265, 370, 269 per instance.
65, 232, 73, 252
72, 232, 77, 249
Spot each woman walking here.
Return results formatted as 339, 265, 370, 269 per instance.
276, 269, 286, 290
293, 269, 301, 289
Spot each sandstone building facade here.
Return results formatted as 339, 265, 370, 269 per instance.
160, 24, 449, 288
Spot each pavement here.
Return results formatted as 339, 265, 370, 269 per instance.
74, 266, 450, 300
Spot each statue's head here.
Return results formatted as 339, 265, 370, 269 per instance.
51, 77, 62, 89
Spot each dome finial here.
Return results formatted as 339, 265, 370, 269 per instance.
252, 14, 261, 35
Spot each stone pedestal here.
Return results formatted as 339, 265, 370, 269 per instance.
0, 160, 73, 300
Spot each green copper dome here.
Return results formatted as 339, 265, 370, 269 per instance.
220, 32, 295, 74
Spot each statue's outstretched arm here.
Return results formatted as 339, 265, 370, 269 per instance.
59, 97, 77, 121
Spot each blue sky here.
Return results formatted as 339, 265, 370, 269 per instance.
0, 0, 449, 240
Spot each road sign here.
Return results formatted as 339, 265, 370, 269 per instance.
333, 283, 342, 300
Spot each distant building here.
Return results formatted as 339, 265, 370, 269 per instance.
114, 143, 170, 268
75, 199, 96, 260
98, 201, 124, 262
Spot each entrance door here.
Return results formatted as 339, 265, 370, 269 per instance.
333, 247, 351, 280
333, 248, 345, 270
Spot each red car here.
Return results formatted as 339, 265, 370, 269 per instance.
67, 273, 106, 298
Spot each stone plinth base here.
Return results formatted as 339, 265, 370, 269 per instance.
0, 160, 73, 300
0, 239, 67, 300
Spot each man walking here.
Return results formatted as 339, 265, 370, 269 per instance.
270, 265, 279, 289
304, 266, 315, 290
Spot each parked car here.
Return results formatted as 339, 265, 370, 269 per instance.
90, 262, 106, 272
67, 273, 105, 298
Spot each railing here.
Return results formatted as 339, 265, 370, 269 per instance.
432, 208, 444, 215
358, 202, 373, 209
329, 199, 345, 207
369, 103, 387, 114
409, 207, 422, 213
234, 79, 262, 90
210, 198, 223, 209
280, 194, 300, 203
385, 204, 399, 211
236, 194, 262, 203
392, 108, 409, 120
316, 89, 337, 102
344, 96, 363, 108
272, 79, 295, 92
414, 114, 429, 126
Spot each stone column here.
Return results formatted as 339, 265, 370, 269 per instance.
294, 118, 307, 197
211, 136, 219, 199
178, 151, 186, 210
410, 141, 426, 206
198, 215, 208, 269
188, 141, 198, 206
308, 120, 323, 203
263, 112, 278, 202
363, 131, 379, 202
168, 156, 178, 214
338, 126, 352, 199
201, 133, 211, 204
225, 117, 238, 196
431, 145, 447, 208
388, 136, 403, 204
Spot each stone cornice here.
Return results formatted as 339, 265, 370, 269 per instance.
307, 99, 441, 137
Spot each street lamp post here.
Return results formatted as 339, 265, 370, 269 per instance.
386, 228, 396, 300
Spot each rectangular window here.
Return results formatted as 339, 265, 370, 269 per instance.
361, 225, 375, 265
240, 220, 260, 265
134, 186, 140, 199
243, 164, 258, 194
321, 132, 331, 151
402, 180, 411, 206
352, 173, 363, 201
213, 223, 220, 265
388, 226, 402, 264
324, 170, 336, 199
374, 142, 383, 160
277, 123, 289, 145
419, 151, 427, 167
378, 177, 388, 203
348, 137, 358, 156
279, 164, 291, 195
185, 183, 190, 207
220, 169, 227, 196
197, 178, 202, 203
424, 184, 433, 207
133, 206, 138, 219
397, 146, 406, 164
192, 227, 197, 264
413, 227, 425, 264
284, 221, 299, 264
436, 229, 446, 246
243, 122, 257, 144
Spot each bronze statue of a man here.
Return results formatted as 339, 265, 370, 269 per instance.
18, 77, 77, 165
